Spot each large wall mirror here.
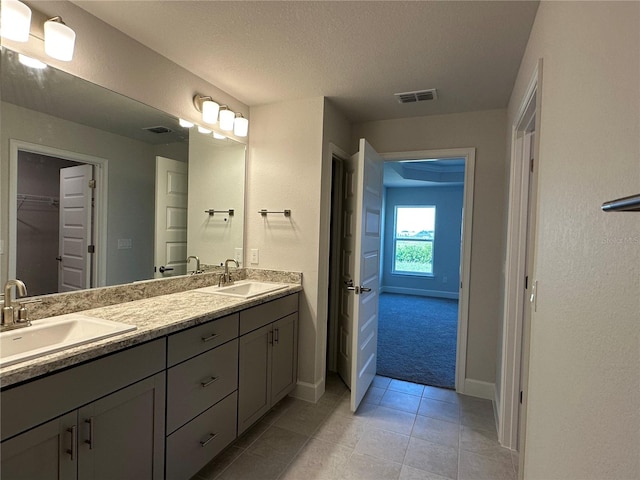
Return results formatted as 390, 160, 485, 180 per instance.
0, 48, 246, 297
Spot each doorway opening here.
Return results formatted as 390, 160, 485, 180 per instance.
327, 147, 475, 394
9, 140, 107, 294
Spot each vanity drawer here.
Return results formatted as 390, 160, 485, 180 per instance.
166, 391, 237, 480
167, 339, 238, 434
239, 293, 298, 335
168, 313, 238, 367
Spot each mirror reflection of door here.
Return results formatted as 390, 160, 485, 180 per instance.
154, 156, 188, 278
16, 151, 94, 295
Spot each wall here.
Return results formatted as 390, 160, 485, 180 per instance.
506, 2, 639, 478
246, 97, 325, 399
2, 102, 157, 286
353, 109, 507, 385
382, 185, 463, 298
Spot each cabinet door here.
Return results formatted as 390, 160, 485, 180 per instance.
0, 411, 77, 480
78, 373, 165, 480
237, 324, 272, 435
271, 313, 298, 405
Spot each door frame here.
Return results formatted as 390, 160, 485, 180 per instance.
498, 59, 542, 454
381, 148, 475, 394
9, 139, 108, 288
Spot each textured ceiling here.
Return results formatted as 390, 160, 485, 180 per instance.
73, 1, 539, 123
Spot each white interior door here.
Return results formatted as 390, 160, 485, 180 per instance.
348, 139, 384, 412
58, 164, 93, 292
154, 156, 188, 278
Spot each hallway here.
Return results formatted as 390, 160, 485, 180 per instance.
193, 374, 517, 480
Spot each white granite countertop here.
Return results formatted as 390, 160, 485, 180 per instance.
0, 283, 302, 389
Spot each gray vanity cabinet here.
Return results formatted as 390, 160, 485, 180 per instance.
238, 294, 298, 435
0, 339, 166, 480
0, 411, 77, 480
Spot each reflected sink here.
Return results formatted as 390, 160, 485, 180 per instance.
0, 314, 137, 368
195, 281, 288, 299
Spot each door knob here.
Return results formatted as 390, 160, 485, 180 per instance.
344, 280, 357, 291
159, 265, 174, 273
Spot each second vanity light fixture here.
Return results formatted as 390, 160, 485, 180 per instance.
0, 0, 77, 62
193, 94, 248, 137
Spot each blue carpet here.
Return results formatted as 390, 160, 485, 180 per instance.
377, 293, 458, 389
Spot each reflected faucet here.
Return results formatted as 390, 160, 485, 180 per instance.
2, 279, 30, 331
186, 255, 202, 274
221, 259, 239, 286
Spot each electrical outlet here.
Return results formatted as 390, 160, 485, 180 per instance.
250, 249, 259, 265
235, 248, 243, 265
117, 238, 132, 249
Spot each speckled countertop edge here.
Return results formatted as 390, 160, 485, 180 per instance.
1, 281, 302, 389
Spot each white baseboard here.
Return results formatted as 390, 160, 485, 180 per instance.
463, 378, 495, 400
292, 378, 325, 403
380, 286, 459, 300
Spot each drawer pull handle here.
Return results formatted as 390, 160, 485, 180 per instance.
66, 425, 77, 460
200, 376, 219, 388
201, 333, 219, 343
85, 417, 94, 449
200, 432, 218, 447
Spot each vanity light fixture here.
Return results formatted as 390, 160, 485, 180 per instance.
197, 125, 212, 134
18, 53, 47, 69
218, 106, 235, 132
233, 113, 249, 137
179, 118, 194, 128
0, 0, 32, 42
44, 16, 76, 61
193, 94, 220, 124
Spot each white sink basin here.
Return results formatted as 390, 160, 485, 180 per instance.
0, 314, 137, 368
195, 281, 288, 299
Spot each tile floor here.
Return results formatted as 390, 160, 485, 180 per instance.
192, 374, 519, 480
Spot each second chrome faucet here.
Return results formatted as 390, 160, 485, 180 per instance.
220, 259, 239, 286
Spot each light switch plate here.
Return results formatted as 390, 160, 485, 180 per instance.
235, 247, 243, 265
250, 249, 259, 265
117, 238, 132, 249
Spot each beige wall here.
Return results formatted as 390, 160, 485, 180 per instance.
353, 109, 508, 384
507, 2, 639, 478
246, 97, 325, 398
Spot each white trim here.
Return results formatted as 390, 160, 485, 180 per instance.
9, 140, 109, 288
498, 60, 541, 451
382, 147, 475, 395
380, 286, 459, 300
292, 378, 325, 403
463, 378, 495, 400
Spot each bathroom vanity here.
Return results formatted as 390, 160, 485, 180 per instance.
0, 276, 301, 480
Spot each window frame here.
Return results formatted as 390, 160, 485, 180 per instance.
391, 205, 435, 277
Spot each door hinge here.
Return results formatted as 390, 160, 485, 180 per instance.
530, 158, 534, 172
89, 179, 96, 189
88, 245, 95, 254
525, 275, 529, 289
520, 390, 523, 404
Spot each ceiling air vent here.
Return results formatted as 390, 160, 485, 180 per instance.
394, 89, 438, 104
143, 126, 173, 134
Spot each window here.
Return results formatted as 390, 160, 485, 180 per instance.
392, 206, 435, 275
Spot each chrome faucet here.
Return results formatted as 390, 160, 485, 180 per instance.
2, 279, 30, 331
220, 259, 239, 286
186, 255, 202, 274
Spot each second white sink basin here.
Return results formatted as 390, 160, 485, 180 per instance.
195, 281, 288, 298
0, 313, 137, 368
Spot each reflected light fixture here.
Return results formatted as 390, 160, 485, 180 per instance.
1, 0, 32, 42
218, 106, 235, 132
18, 53, 47, 69
197, 125, 212, 134
44, 16, 76, 61
233, 113, 249, 137
179, 118, 194, 128
213, 132, 226, 140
